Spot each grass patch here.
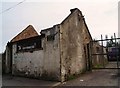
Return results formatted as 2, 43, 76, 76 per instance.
94, 64, 103, 68
67, 75, 76, 80
67, 69, 86, 81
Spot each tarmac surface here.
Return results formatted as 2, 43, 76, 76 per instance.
2, 75, 60, 87
2, 62, 120, 88
57, 69, 118, 87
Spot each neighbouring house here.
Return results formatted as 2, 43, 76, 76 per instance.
4, 8, 93, 82
2, 52, 6, 74
92, 41, 108, 68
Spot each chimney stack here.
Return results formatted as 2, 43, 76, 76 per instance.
70, 8, 78, 13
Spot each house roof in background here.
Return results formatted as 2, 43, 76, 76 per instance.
11, 25, 39, 42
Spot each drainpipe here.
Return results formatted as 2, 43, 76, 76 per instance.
59, 25, 65, 82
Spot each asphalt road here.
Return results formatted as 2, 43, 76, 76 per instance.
55, 62, 119, 87
2, 69, 119, 87
2, 62, 120, 88
57, 69, 118, 87
2, 75, 60, 87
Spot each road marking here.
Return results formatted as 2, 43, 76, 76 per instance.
51, 82, 61, 87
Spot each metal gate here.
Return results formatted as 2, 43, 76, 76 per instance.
89, 33, 120, 69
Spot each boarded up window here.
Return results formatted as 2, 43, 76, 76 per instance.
47, 35, 55, 41
16, 36, 42, 52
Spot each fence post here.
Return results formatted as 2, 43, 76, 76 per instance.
114, 33, 119, 69
88, 41, 93, 71
101, 35, 105, 67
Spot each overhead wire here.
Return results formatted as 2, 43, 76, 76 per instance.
0, 0, 26, 14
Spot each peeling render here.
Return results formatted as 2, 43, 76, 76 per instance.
4, 8, 93, 82
12, 25, 61, 81
60, 9, 92, 81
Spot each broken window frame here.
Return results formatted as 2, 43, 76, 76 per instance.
47, 34, 55, 41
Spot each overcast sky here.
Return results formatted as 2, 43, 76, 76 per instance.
0, 0, 119, 53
